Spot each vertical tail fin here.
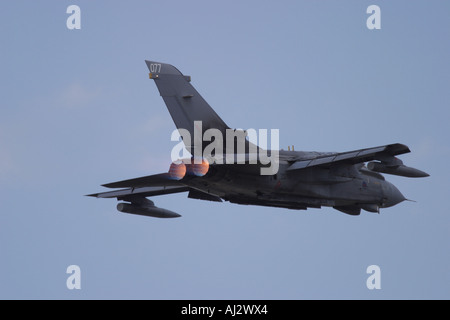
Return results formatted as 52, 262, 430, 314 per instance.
145, 60, 230, 141
145, 60, 261, 159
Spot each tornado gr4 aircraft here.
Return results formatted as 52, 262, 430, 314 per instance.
87, 60, 429, 218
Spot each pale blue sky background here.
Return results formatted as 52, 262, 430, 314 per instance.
1, 1, 449, 299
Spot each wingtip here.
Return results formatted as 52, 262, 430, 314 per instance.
85, 193, 99, 198
101, 183, 116, 188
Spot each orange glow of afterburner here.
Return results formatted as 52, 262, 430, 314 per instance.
187, 158, 210, 177
168, 162, 186, 180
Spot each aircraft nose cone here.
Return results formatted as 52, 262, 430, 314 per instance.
383, 182, 406, 208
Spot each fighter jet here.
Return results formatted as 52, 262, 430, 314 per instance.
87, 60, 429, 218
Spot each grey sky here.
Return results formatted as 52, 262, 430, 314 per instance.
1, 1, 449, 299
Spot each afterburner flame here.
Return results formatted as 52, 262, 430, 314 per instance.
168, 162, 186, 180
188, 158, 210, 176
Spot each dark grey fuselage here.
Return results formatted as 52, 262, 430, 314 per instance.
185, 150, 404, 215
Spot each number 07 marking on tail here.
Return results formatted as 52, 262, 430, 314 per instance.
149, 63, 162, 73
